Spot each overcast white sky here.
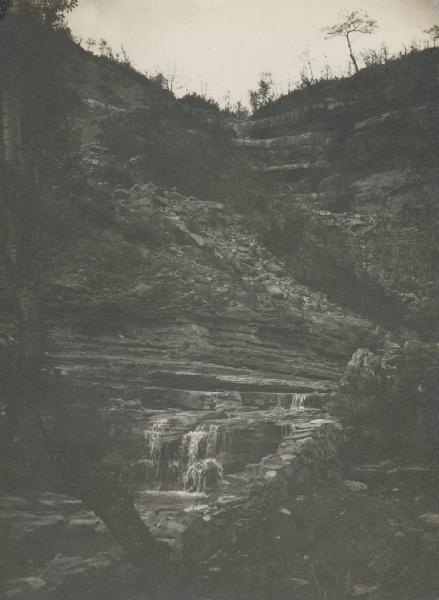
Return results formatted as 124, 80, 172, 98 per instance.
68, 0, 439, 104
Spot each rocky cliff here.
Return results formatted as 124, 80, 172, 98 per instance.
233, 48, 439, 334
1, 40, 439, 600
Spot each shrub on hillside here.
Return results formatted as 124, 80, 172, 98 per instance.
99, 101, 235, 201
180, 93, 221, 114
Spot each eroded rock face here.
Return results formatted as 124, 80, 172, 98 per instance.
340, 348, 383, 395
2, 42, 438, 600
0, 175, 373, 597
233, 50, 439, 333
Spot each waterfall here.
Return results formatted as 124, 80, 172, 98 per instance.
184, 429, 209, 465
183, 459, 224, 493
181, 423, 228, 464
290, 393, 307, 411
180, 423, 228, 492
143, 418, 167, 472
138, 420, 229, 492
206, 424, 220, 457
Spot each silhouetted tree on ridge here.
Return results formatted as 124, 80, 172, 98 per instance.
323, 10, 378, 73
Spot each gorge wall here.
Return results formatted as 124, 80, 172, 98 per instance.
233, 48, 439, 334
1, 39, 439, 600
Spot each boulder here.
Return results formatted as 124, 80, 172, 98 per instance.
129, 182, 158, 197
266, 262, 284, 274
189, 232, 207, 248
266, 285, 284, 299
5, 577, 46, 598
113, 188, 130, 201
351, 584, 380, 596
164, 217, 208, 249
340, 348, 382, 395
419, 513, 439, 528
128, 155, 144, 168
345, 480, 368, 493
133, 283, 151, 298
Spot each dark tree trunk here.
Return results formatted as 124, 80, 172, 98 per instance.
71, 464, 171, 573
346, 33, 359, 74
1, 6, 173, 582
1, 9, 43, 429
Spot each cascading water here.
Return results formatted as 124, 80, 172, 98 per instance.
206, 424, 221, 457
143, 418, 167, 476
183, 459, 224, 493
184, 428, 209, 464
181, 424, 229, 464
136, 422, 229, 492
290, 393, 307, 411
180, 423, 228, 492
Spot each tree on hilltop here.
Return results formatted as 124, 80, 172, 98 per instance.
424, 24, 439, 47
322, 10, 378, 74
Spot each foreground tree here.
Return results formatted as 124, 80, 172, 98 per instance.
322, 10, 378, 74
1, 0, 172, 586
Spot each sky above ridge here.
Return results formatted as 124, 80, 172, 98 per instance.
68, 0, 439, 104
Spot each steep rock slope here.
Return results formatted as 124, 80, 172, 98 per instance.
1, 40, 439, 600
0, 143, 374, 600
234, 48, 439, 334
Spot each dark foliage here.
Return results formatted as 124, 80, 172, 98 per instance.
340, 341, 439, 464
99, 100, 236, 200
0, 21, 81, 283
180, 92, 221, 114
19, 0, 78, 26
0, 0, 10, 19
